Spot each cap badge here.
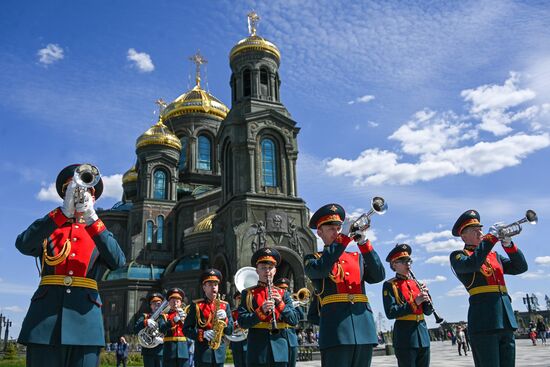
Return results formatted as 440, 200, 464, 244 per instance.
329, 205, 338, 212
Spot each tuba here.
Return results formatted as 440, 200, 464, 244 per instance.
209, 294, 227, 350
138, 299, 170, 348
291, 288, 311, 307
348, 196, 387, 234
225, 267, 258, 342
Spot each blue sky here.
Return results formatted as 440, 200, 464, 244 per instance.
2, 0, 550, 337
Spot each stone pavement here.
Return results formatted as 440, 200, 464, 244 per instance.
223, 339, 549, 366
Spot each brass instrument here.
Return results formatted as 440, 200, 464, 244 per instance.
497, 210, 538, 238
348, 196, 387, 235
226, 267, 257, 343
209, 294, 227, 350
291, 288, 311, 306
73, 164, 101, 220
138, 299, 170, 348
409, 270, 444, 324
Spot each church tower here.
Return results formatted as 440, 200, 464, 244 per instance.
215, 12, 315, 290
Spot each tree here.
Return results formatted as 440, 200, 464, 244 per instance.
2, 341, 17, 360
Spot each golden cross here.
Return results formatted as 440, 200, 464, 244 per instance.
247, 11, 260, 36
189, 50, 207, 88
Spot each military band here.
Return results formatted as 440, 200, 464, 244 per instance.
135, 292, 166, 367
230, 291, 248, 367
159, 288, 190, 367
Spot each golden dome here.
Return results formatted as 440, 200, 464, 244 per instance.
229, 35, 280, 62
122, 166, 138, 184
162, 84, 229, 121
136, 118, 182, 151
193, 213, 216, 233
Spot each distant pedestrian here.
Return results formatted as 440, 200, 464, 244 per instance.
116, 336, 129, 367
536, 319, 547, 345
456, 326, 467, 356
529, 329, 537, 346
463, 326, 471, 351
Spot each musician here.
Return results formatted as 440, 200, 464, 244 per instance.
159, 288, 190, 367
15, 164, 126, 367
183, 269, 233, 367
304, 203, 385, 367
274, 277, 304, 367
450, 210, 528, 367
382, 244, 432, 367
135, 292, 166, 367
229, 291, 247, 367
238, 247, 300, 367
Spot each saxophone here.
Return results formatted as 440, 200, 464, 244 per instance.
208, 294, 227, 350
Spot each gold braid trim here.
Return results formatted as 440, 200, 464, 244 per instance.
391, 280, 403, 305
246, 290, 255, 312
196, 302, 212, 328
42, 238, 71, 266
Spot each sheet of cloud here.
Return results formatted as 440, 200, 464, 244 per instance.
2, 305, 25, 313
446, 285, 468, 297
127, 48, 155, 73
534, 256, 550, 266
425, 255, 449, 266
0, 279, 35, 296
36, 173, 123, 203
420, 275, 447, 284
37, 44, 64, 65
348, 95, 375, 105
462, 72, 536, 136
519, 270, 550, 279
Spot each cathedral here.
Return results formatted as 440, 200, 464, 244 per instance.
97, 13, 317, 341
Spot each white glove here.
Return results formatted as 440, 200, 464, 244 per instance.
146, 319, 157, 328
75, 191, 98, 225
353, 230, 368, 245
216, 309, 227, 320
501, 237, 513, 248
178, 308, 187, 319
292, 300, 302, 308
488, 222, 505, 238
173, 315, 181, 323
204, 329, 215, 341
61, 181, 77, 218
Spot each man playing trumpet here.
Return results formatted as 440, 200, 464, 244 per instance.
183, 269, 233, 367
450, 210, 528, 367
383, 244, 432, 367
15, 164, 126, 367
160, 288, 190, 367
238, 248, 300, 366
304, 203, 385, 367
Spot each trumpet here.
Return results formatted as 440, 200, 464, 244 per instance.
497, 210, 538, 238
349, 196, 387, 234
291, 288, 311, 306
409, 270, 444, 324
73, 164, 101, 222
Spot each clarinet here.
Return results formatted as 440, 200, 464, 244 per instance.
409, 270, 444, 324
267, 275, 278, 332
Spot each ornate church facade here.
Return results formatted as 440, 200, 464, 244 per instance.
98, 13, 317, 341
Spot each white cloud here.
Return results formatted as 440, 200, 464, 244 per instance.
420, 275, 447, 284
367, 121, 379, 127
0, 279, 35, 296
36, 173, 123, 203
2, 305, 25, 313
461, 72, 537, 136
415, 230, 453, 244
425, 255, 449, 266
534, 256, 550, 266
348, 95, 375, 105
37, 44, 64, 65
519, 270, 550, 280
447, 285, 468, 297
127, 48, 155, 73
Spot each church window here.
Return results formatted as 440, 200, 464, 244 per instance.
146, 220, 153, 244
156, 215, 164, 244
261, 138, 277, 187
260, 68, 269, 97
153, 170, 167, 199
243, 69, 251, 97
178, 136, 189, 170
198, 135, 212, 170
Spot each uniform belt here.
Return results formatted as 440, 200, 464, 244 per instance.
396, 314, 425, 321
163, 336, 187, 342
40, 275, 98, 290
468, 285, 507, 296
251, 322, 292, 330
320, 293, 369, 306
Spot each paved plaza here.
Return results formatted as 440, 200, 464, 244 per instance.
224, 339, 549, 366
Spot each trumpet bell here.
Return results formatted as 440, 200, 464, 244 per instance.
235, 266, 259, 292
371, 196, 387, 215
526, 210, 538, 225
74, 164, 100, 188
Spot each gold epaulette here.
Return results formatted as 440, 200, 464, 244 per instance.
193, 298, 204, 304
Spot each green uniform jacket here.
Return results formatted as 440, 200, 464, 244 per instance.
382, 278, 433, 349
304, 240, 385, 350
159, 310, 189, 360
134, 313, 163, 357
238, 286, 299, 364
450, 235, 528, 334
15, 208, 125, 346
183, 300, 233, 364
